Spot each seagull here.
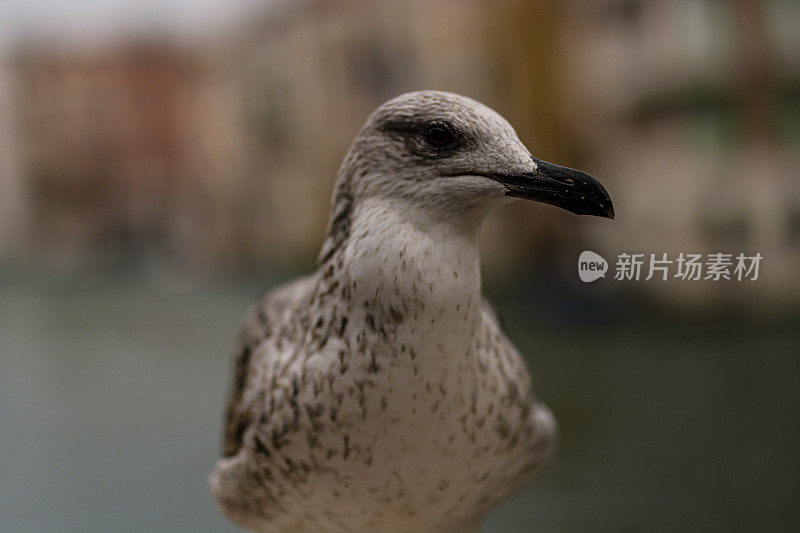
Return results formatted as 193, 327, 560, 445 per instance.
209, 90, 614, 533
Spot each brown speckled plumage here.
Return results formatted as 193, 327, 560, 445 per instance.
209, 91, 596, 533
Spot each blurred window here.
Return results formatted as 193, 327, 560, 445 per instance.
598, 0, 642, 28
786, 206, 800, 245
686, 91, 743, 153
775, 88, 800, 145
246, 68, 291, 147
347, 39, 400, 96
701, 212, 752, 247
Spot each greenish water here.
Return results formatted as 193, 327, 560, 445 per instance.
1, 271, 798, 532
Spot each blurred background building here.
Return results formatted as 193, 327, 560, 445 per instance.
2, 1, 799, 532
562, 0, 800, 302
4, 0, 798, 303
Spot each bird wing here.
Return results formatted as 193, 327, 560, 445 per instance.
477, 297, 557, 485
220, 274, 317, 457
477, 296, 534, 400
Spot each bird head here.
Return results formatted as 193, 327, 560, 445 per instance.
341, 90, 613, 219
319, 91, 613, 263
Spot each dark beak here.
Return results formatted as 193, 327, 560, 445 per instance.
492, 157, 614, 219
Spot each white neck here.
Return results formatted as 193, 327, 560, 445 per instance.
340, 197, 485, 318
331, 197, 491, 443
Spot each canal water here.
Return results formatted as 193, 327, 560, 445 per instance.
1, 270, 798, 532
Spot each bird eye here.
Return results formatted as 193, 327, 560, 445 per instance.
424, 125, 455, 148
